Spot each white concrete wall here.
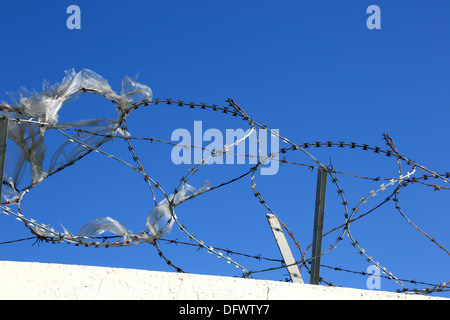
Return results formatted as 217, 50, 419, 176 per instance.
0, 260, 445, 300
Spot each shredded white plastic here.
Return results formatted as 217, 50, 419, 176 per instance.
0, 69, 210, 245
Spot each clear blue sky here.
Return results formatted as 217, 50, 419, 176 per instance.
0, 1, 449, 297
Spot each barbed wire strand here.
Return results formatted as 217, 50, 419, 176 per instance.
0, 84, 448, 296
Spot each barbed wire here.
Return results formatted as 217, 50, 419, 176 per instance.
0, 69, 448, 296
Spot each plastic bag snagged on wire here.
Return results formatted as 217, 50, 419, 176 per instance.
1, 68, 152, 194
119, 75, 153, 110
146, 180, 211, 240
76, 181, 211, 244
77, 217, 132, 241
7, 69, 116, 124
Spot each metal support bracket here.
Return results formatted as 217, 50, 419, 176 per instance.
266, 213, 304, 284
310, 167, 327, 285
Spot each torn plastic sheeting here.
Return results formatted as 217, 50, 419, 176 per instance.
146, 180, 211, 239
6, 118, 48, 188
9, 69, 116, 124
3, 117, 118, 194
171, 179, 211, 205
29, 224, 58, 239
48, 119, 118, 175
146, 204, 175, 240
119, 75, 153, 109
71, 181, 212, 245
77, 217, 131, 240
1, 68, 152, 194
